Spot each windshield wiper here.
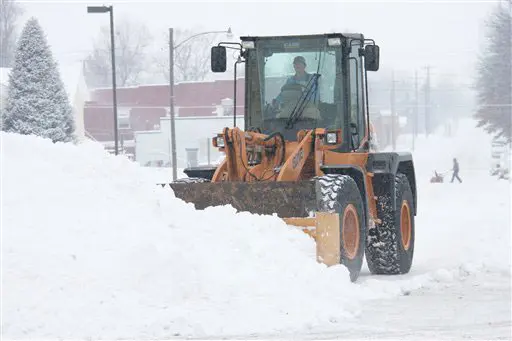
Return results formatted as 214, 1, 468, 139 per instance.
285, 73, 320, 129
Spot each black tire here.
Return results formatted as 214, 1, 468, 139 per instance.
172, 177, 210, 184
316, 174, 366, 282
365, 173, 415, 275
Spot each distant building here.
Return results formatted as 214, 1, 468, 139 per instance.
372, 109, 407, 149
134, 114, 244, 168
84, 74, 406, 165
84, 78, 245, 165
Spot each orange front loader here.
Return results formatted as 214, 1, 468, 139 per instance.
163, 33, 418, 282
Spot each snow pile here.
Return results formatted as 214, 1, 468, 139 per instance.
2, 117, 510, 338
2, 133, 362, 338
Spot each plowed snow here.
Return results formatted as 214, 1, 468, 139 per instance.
2, 119, 510, 338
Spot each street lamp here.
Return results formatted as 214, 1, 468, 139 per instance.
168, 27, 232, 181
87, 5, 119, 156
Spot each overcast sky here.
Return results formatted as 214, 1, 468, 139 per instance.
17, 0, 502, 84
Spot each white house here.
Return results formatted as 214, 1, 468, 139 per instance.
135, 112, 245, 168
58, 62, 90, 141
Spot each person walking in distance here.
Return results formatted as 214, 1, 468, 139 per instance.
451, 157, 462, 183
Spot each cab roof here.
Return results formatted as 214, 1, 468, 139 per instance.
239, 32, 365, 41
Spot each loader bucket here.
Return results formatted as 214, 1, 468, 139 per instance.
166, 181, 318, 218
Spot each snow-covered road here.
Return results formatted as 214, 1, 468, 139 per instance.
351, 272, 511, 341
193, 163, 512, 340
2, 118, 511, 339
193, 271, 510, 340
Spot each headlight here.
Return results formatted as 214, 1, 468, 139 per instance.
327, 37, 341, 46
326, 132, 337, 144
217, 136, 225, 147
241, 41, 255, 49
213, 136, 225, 148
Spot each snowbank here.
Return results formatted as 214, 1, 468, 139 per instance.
1, 133, 360, 338
2, 118, 510, 338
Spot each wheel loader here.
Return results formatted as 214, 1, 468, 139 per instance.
160, 33, 418, 282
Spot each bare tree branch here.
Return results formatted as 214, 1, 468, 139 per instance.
84, 19, 153, 88
0, 0, 24, 68
152, 28, 220, 83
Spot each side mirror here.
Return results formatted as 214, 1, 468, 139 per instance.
364, 45, 380, 72
211, 46, 227, 72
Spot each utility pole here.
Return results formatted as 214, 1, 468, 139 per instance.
109, 7, 119, 155
169, 28, 178, 181
87, 5, 119, 155
167, 27, 231, 181
390, 70, 396, 151
425, 65, 431, 137
207, 137, 211, 165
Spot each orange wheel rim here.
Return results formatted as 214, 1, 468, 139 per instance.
401, 200, 412, 250
342, 204, 360, 260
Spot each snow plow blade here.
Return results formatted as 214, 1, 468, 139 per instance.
164, 180, 317, 218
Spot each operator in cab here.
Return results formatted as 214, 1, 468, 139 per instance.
271, 55, 320, 120
273, 56, 319, 105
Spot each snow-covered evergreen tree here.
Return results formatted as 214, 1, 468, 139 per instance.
474, 4, 512, 142
1, 17, 75, 143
